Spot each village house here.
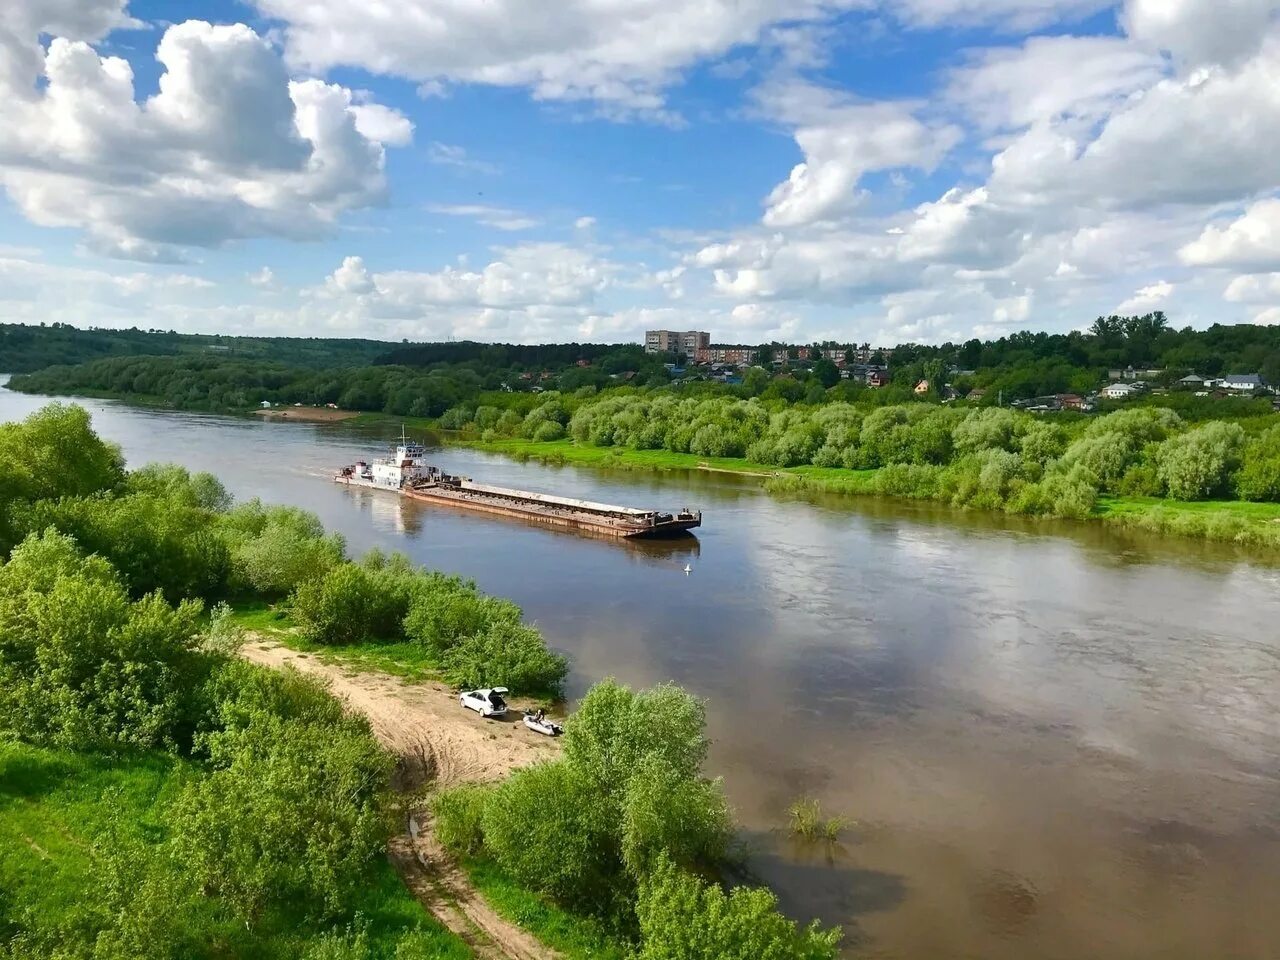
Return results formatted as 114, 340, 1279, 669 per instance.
914, 379, 931, 395
1103, 382, 1140, 400
867, 370, 889, 388
1221, 373, 1265, 392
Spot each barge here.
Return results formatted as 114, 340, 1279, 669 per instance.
335, 433, 701, 539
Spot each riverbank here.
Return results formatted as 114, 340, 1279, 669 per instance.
447, 436, 1280, 549
254, 406, 359, 422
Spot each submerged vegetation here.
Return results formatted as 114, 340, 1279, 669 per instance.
788, 798, 848, 843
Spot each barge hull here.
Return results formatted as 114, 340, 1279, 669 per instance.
403, 484, 699, 538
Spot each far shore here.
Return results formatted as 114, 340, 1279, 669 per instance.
254, 406, 358, 422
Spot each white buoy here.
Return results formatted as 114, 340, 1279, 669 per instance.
683, 563, 692, 575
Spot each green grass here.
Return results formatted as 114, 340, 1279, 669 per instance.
459, 856, 630, 960
1097, 495, 1280, 547
0, 740, 471, 959
224, 601, 446, 683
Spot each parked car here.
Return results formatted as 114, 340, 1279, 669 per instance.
460, 687, 509, 718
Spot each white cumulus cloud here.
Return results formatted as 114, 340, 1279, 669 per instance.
0, 9, 410, 261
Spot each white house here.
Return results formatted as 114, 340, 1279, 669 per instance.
259, 400, 272, 408
1103, 382, 1139, 400
1222, 373, 1265, 392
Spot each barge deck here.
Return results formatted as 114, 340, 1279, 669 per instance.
334, 435, 700, 539
404, 477, 701, 538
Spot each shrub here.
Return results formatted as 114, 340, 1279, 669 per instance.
127, 463, 232, 512
634, 855, 841, 960
533, 420, 566, 442
437, 406, 474, 430
480, 761, 622, 913
952, 408, 1022, 455
402, 576, 522, 657
0, 531, 207, 751
291, 563, 406, 645
1059, 431, 1135, 490
1156, 422, 1246, 500
1236, 425, 1280, 501
228, 505, 345, 597
440, 621, 568, 694
432, 784, 490, 856
174, 705, 394, 924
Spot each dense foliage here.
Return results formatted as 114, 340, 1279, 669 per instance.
0, 322, 391, 374
0, 403, 572, 957
7, 343, 672, 417
432, 678, 838, 958
447, 393, 1280, 524
291, 556, 568, 696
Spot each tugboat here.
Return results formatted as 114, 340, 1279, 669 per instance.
335, 428, 435, 491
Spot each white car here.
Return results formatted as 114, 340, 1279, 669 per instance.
460, 687, 509, 718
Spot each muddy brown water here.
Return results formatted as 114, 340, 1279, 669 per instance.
3, 380, 1278, 959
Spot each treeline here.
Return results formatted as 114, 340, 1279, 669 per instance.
892, 315, 1280, 401
433, 679, 840, 959
0, 322, 390, 374
447, 394, 1280, 522
7, 346, 672, 417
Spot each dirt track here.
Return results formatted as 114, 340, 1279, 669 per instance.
240, 638, 561, 959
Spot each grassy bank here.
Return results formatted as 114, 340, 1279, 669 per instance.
223, 602, 446, 683
458, 856, 629, 960
0, 741, 469, 959
449, 436, 1280, 549
450, 435, 780, 476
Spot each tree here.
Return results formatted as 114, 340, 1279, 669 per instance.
1156, 421, 1246, 500
811, 358, 839, 389
0, 530, 206, 751
175, 702, 393, 925
1236, 425, 1280, 501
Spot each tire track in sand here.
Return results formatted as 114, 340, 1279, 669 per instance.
239, 637, 560, 960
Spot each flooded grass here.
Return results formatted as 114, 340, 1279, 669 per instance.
788, 797, 849, 843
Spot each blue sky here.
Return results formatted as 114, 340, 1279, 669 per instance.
2, 0, 1279, 346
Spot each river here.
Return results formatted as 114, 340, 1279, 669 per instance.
3, 381, 1278, 960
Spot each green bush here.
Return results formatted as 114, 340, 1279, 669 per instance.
401, 575, 522, 656
634, 855, 840, 960
175, 696, 394, 924
440, 621, 568, 695
225, 503, 345, 597
480, 761, 622, 913
291, 563, 404, 645
1156, 421, 1245, 500
0, 530, 207, 751
431, 784, 490, 856
533, 420, 567, 442
1237, 425, 1280, 501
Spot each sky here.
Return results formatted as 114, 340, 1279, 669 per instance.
2, 0, 1280, 347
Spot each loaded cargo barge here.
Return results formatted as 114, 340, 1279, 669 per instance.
335, 434, 701, 539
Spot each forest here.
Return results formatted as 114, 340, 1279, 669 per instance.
0, 322, 395, 375
0, 403, 837, 960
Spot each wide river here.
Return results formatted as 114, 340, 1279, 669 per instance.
3, 382, 1278, 959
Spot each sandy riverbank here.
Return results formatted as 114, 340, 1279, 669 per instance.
254, 406, 359, 422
